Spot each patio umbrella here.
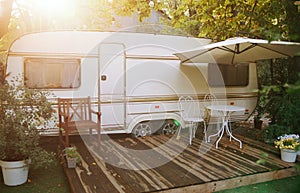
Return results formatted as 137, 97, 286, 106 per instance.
175, 37, 300, 64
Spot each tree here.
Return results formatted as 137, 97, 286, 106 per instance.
2, 0, 300, 41
113, 0, 299, 42
0, 0, 13, 38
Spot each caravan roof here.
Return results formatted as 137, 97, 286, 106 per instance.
9, 31, 211, 57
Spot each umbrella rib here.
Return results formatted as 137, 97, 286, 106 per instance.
181, 48, 216, 63
220, 45, 257, 64
181, 46, 239, 63
238, 44, 257, 54
218, 46, 235, 53
232, 44, 256, 63
221, 44, 257, 54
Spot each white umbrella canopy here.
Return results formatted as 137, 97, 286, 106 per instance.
175, 37, 300, 64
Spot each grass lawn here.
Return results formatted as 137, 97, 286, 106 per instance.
0, 163, 71, 193
215, 175, 300, 193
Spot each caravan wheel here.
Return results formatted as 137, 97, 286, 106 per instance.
132, 122, 152, 137
161, 120, 179, 135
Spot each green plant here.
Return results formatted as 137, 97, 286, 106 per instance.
253, 91, 266, 129
64, 147, 80, 164
0, 75, 57, 169
274, 134, 300, 151
296, 142, 300, 152
256, 152, 269, 165
262, 124, 294, 143
260, 73, 300, 142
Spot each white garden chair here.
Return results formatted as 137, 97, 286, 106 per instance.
176, 96, 207, 145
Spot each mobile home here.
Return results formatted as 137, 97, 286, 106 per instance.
4, 31, 258, 136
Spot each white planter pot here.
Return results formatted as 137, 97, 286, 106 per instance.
66, 157, 77, 168
280, 149, 297, 163
0, 159, 29, 186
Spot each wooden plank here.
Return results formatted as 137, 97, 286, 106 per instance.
235, 133, 279, 153
151, 135, 234, 181
137, 136, 218, 182
219, 134, 295, 169
88, 139, 167, 193
155, 167, 299, 193
61, 132, 299, 193
86, 135, 207, 191
86, 135, 172, 193
64, 168, 87, 193
156, 135, 269, 176
57, 144, 86, 193
62, 136, 121, 193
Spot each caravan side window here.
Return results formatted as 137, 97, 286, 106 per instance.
24, 58, 81, 89
208, 63, 249, 87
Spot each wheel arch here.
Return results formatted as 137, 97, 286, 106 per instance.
126, 112, 183, 134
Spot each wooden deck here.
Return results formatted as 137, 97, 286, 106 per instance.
59, 126, 299, 193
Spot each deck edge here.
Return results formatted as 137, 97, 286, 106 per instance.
155, 167, 299, 193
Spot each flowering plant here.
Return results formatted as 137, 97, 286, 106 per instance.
65, 147, 80, 163
274, 134, 300, 151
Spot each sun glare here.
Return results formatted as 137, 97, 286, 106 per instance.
35, 0, 75, 17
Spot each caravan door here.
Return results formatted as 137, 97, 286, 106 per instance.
99, 43, 126, 133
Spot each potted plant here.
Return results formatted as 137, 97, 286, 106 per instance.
274, 134, 300, 163
64, 146, 81, 168
0, 75, 57, 186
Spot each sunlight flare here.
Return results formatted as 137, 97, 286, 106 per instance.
35, 0, 75, 17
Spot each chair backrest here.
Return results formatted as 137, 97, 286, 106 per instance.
204, 94, 223, 120
179, 96, 203, 119
204, 93, 217, 107
58, 97, 93, 122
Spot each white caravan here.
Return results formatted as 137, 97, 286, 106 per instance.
4, 31, 258, 136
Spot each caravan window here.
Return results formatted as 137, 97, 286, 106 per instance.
208, 63, 249, 87
24, 58, 81, 89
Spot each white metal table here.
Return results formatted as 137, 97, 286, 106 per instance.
206, 105, 245, 149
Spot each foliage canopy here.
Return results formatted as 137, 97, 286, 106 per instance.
1, 0, 299, 42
